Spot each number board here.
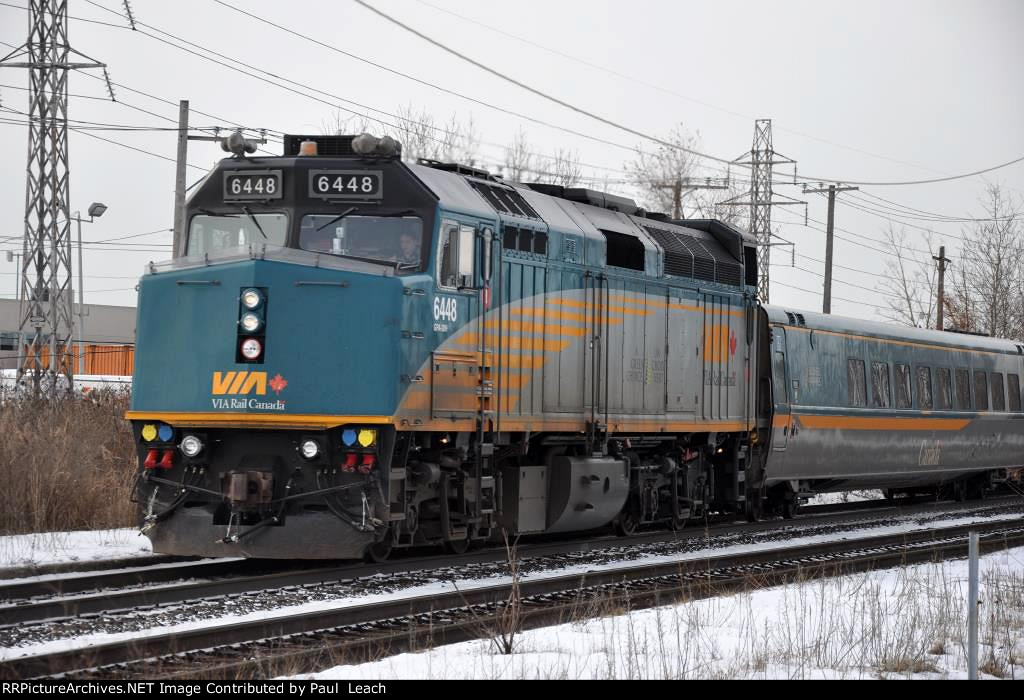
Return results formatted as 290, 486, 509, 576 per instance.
309, 170, 383, 201
223, 170, 283, 201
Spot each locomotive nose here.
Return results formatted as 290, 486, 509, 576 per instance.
131, 258, 404, 419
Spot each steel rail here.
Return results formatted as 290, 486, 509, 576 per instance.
4, 517, 1022, 679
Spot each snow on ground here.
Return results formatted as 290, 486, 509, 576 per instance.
298, 546, 1024, 680
1, 508, 1022, 664
0, 528, 151, 569
807, 490, 885, 506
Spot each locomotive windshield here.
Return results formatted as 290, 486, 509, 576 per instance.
299, 214, 423, 271
186, 212, 289, 257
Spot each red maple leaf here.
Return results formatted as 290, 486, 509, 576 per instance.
729, 331, 738, 356
269, 374, 288, 394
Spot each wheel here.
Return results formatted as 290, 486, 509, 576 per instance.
444, 537, 470, 555
952, 480, 968, 503
745, 494, 763, 523
670, 510, 689, 531
364, 536, 393, 563
782, 500, 798, 520
616, 510, 639, 536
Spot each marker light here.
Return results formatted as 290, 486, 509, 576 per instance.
158, 424, 174, 443
341, 429, 358, 447
241, 288, 263, 310
159, 450, 175, 469
141, 424, 158, 442
300, 439, 321, 460
240, 337, 263, 360
240, 312, 262, 333
357, 429, 377, 448
298, 140, 318, 157
342, 453, 358, 472
180, 435, 204, 458
144, 449, 159, 469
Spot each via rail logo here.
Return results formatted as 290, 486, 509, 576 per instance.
211, 371, 288, 411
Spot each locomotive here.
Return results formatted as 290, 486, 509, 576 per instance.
127, 132, 1024, 560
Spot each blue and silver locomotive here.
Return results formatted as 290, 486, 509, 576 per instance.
128, 133, 1022, 559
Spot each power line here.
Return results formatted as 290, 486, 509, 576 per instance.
410, 0, 996, 183
796, 153, 1024, 188
349, 0, 742, 168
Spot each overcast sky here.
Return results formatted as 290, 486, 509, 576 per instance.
0, 0, 1021, 323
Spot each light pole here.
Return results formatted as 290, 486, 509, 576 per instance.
71, 202, 108, 374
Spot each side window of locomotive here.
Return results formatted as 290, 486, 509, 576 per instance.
438, 223, 459, 289
773, 351, 788, 404
458, 225, 476, 285
956, 369, 972, 410
894, 364, 912, 409
974, 370, 989, 411
916, 366, 933, 410
1009, 374, 1022, 412
991, 373, 1005, 412
847, 358, 867, 408
936, 368, 953, 410
870, 362, 891, 408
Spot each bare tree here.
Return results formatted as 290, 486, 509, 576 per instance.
946, 184, 1024, 337
322, 105, 479, 165
535, 148, 583, 187
503, 128, 535, 182
876, 224, 939, 329
625, 123, 700, 216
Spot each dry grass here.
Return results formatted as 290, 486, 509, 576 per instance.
0, 390, 136, 535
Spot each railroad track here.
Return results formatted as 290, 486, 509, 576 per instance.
2, 513, 1023, 679
1, 496, 1017, 627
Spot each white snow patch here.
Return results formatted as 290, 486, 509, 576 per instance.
297, 546, 1024, 680
1, 507, 1021, 665
0, 528, 151, 569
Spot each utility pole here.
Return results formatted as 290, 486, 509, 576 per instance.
172, 100, 267, 257
654, 177, 730, 219
802, 183, 859, 314
721, 119, 805, 303
172, 100, 190, 258
933, 245, 950, 331
0, 1, 108, 397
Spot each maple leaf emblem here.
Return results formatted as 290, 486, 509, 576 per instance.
269, 374, 288, 394
729, 331, 738, 356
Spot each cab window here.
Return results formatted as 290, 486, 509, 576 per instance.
186, 213, 288, 257
300, 214, 423, 272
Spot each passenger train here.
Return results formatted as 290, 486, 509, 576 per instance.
127, 132, 1023, 560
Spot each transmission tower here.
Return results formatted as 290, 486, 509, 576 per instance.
0, 1, 106, 396
722, 119, 805, 303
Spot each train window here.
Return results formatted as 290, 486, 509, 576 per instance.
0, 332, 16, 351
1009, 375, 1022, 412
534, 232, 548, 255
871, 362, 891, 408
438, 222, 459, 289
187, 213, 288, 257
974, 370, 989, 411
847, 359, 867, 407
300, 214, 424, 272
458, 225, 476, 282
894, 364, 912, 409
602, 230, 645, 271
916, 366, 933, 410
937, 368, 953, 410
991, 373, 1005, 412
502, 226, 518, 250
956, 369, 972, 410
